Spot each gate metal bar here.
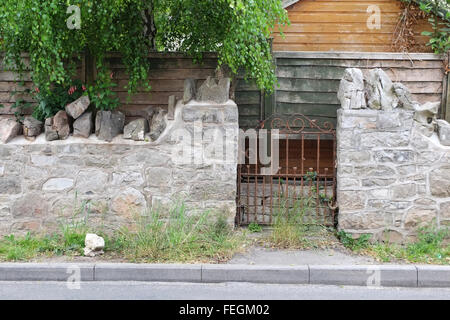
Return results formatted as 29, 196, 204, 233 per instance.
236, 113, 337, 227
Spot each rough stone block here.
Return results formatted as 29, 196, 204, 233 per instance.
65, 95, 90, 119
373, 150, 415, 163
183, 78, 196, 104
23, 116, 43, 139
437, 119, 450, 146
392, 183, 417, 199
95, 110, 125, 142
45, 111, 70, 141
430, 167, 450, 198
339, 211, 386, 230
123, 118, 149, 141
337, 68, 366, 110
42, 178, 74, 192
365, 69, 399, 111
73, 112, 93, 138
404, 207, 437, 230
0, 118, 22, 143
149, 108, 167, 141
376, 111, 402, 130
197, 77, 230, 104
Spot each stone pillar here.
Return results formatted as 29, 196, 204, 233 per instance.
337, 108, 450, 243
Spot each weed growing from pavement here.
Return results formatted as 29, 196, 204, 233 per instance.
264, 196, 336, 249
248, 222, 263, 233
337, 231, 371, 251
368, 226, 450, 264
337, 226, 450, 265
0, 200, 247, 263
112, 203, 246, 263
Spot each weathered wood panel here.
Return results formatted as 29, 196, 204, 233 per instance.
0, 53, 261, 129
106, 54, 261, 129
273, 0, 435, 52
271, 51, 445, 128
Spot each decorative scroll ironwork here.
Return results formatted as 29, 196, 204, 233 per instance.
258, 113, 336, 135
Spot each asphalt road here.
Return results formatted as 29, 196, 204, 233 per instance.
0, 281, 449, 300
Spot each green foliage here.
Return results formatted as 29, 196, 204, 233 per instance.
32, 79, 87, 121
0, 0, 151, 110
400, 0, 450, 53
158, 0, 288, 92
371, 226, 450, 264
0, 0, 288, 116
337, 231, 371, 251
0, 225, 88, 261
248, 222, 263, 233
418, 0, 450, 53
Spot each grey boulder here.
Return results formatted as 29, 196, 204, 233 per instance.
183, 78, 197, 104
23, 116, 43, 140
123, 118, 149, 141
393, 82, 419, 110
197, 77, 230, 104
149, 108, 167, 141
337, 68, 366, 110
73, 112, 93, 138
45, 111, 71, 141
437, 119, 450, 146
0, 118, 22, 143
365, 68, 399, 111
65, 96, 90, 119
95, 110, 125, 142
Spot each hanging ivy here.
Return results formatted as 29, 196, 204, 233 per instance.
0, 0, 288, 118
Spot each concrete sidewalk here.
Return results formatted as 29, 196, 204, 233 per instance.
0, 263, 449, 288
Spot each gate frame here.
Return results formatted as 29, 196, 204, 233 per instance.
236, 113, 337, 227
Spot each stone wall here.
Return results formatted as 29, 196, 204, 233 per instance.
0, 100, 239, 235
337, 68, 450, 243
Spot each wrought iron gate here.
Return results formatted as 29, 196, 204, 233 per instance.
236, 113, 337, 227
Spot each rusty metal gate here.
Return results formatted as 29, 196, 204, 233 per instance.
236, 113, 337, 227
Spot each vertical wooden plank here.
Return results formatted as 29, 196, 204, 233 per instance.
81, 52, 86, 85
259, 89, 264, 122
445, 51, 450, 123
85, 51, 95, 86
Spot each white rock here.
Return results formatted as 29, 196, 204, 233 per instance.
0, 118, 22, 143
437, 119, 450, 146
365, 68, 399, 111
337, 68, 366, 110
84, 233, 105, 257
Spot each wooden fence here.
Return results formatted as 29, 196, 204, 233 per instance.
1, 51, 448, 127
263, 51, 448, 128
0, 53, 262, 129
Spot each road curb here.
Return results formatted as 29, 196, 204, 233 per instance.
202, 265, 309, 284
0, 263, 95, 281
0, 263, 449, 287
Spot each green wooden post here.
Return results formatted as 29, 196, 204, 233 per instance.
445, 51, 450, 122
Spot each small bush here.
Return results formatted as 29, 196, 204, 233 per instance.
248, 222, 263, 233
337, 231, 371, 251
